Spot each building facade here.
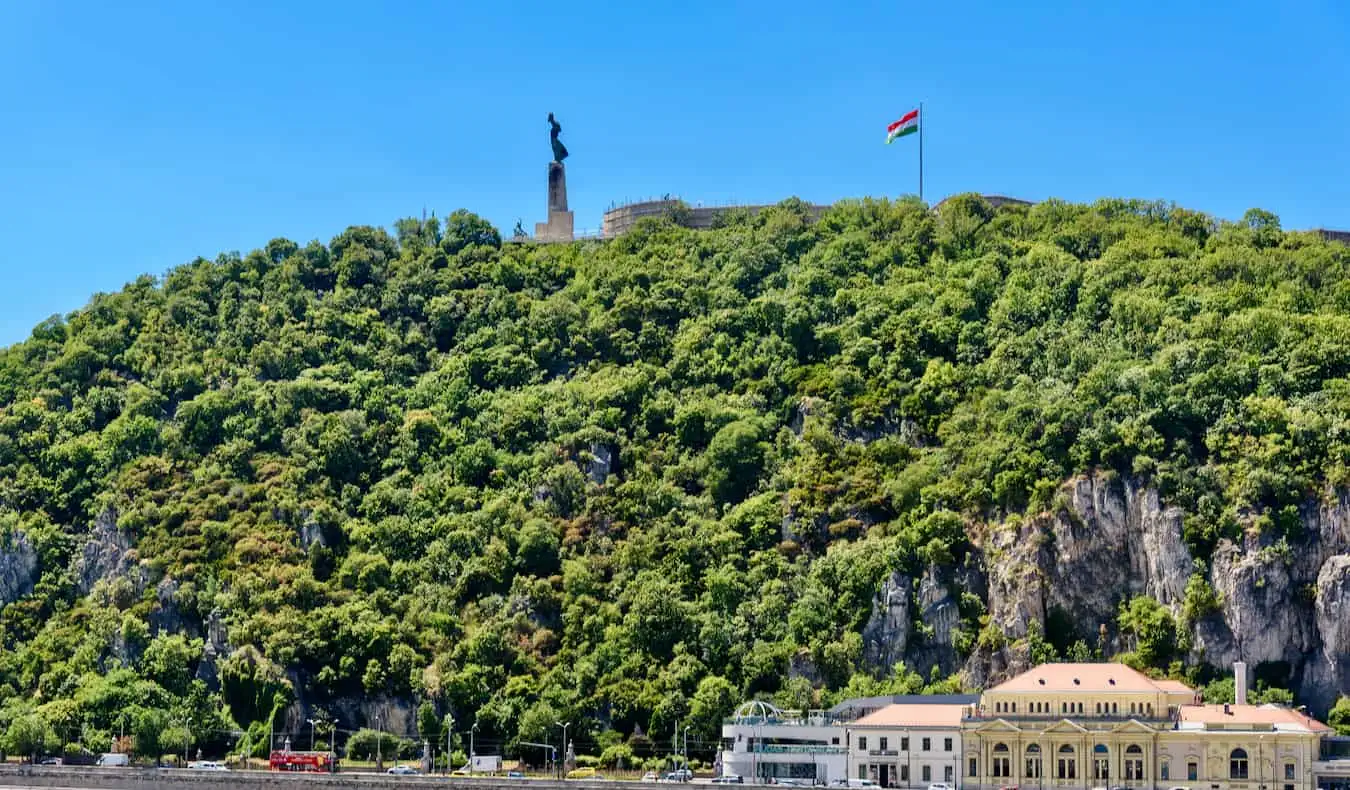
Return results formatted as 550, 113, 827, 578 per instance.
850, 702, 973, 788
961, 663, 1330, 790
720, 696, 979, 786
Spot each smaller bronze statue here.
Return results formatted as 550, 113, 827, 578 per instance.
549, 112, 569, 163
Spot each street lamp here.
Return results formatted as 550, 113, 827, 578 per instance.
683, 726, 691, 771
470, 720, 480, 775
557, 722, 572, 778
306, 719, 316, 752
375, 714, 383, 769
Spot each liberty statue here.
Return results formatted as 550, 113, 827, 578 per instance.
548, 112, 569, 163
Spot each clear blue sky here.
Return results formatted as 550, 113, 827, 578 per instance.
2, 0, 1348, 347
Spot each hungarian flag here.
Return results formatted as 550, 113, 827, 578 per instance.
887, 109, 920, 143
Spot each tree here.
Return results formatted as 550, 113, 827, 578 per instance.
1329, 696, 1350, 736
442, 210, 501, 254
704, 419, 770, 505
417, 702, 442, 747
1117, 595, 1177, 667
687, 675, 737, 744
132, 707, 171, 765
3, 714, 56, 763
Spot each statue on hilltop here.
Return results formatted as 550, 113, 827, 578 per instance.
548, 112, 569, 163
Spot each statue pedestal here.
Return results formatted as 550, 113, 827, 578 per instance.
535, 161, 574, 242
535, 211, 574, 242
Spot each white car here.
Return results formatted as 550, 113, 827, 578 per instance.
643, 773, 660, 782
388, 765, 421, 775
928, 784, 955, 790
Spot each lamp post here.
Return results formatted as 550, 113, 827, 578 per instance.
307, 719, 316, 752
375, 714, 383, 770
557, 722, 571, 778
471, 721, 479, 775
683, 726, 691, 772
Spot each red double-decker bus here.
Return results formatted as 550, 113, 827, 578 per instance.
269, 750, 339, 773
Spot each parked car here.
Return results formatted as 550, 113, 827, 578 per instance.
642, 772, 661, 782
509, 770, 527, 779
713, 775, 745, 784
388, 764, 421, 775
567, 767, 599, 779
928, 784, 956, 790
38, 758, 62, 766
96, 753, 130, 767
666, 768, 694, 782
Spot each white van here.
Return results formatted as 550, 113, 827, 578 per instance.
96, 753, 130, 767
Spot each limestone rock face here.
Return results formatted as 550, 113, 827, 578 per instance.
75, 508, 140, 595
0, 530, 39, 607
862, 570, 911, 669
859, 472, 1350, 716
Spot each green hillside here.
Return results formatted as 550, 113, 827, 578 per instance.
1, 195, 1348, 758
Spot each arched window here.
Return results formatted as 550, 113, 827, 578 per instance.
1026, 744, 1042, 779
1125, 745, 1144, 780
1058, 745, 1077, 780
993, 743, 1011, 778
1093, 744, 1110, 781
1231, 749, 1249, 780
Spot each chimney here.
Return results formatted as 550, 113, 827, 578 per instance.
1234, 661, 1248, 706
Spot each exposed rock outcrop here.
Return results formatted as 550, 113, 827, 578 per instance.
862, 570, 911, 668
0, 530, 39, 606
74, 508, 141, 595
860, 471, 1350, 716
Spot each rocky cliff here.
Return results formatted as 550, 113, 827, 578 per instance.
862, 472, 1350, 715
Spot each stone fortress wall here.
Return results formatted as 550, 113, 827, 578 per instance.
599, 199, 829, 239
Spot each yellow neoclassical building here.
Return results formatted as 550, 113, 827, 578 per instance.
961, 663, 1330, 790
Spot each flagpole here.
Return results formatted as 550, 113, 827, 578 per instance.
918, 101, 924, 203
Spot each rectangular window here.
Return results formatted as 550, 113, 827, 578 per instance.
945, 766, 954, 783
1058, 758, 1076, 780
994, 757, 1011, 778
923, 766, 932, 782
1161, 762, 1170, 780
858, 737, 867, 751
901, 737, 909, 751
1286, 764, 1296, 780
1127, 759, 1144, 780
945, 738, 953, 752
832, 737, 839, 745
1012, 701, 1017, 713
1286, 785, 1295, 790
922, 737, 931, 751
1094, 758, 1110, 780
1188, 762, 1198, 781
901, 766, 910, 782
859, 766, 867, 780
879, 738, 888, 752
969, 759, 978, 778
1026, 757, 1041, 778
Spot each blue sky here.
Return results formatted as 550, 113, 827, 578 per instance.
1, 0, 1347, 347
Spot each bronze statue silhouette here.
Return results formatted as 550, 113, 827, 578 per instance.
548, 112, 569, 163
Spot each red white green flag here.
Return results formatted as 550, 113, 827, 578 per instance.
887, 109, 919, 143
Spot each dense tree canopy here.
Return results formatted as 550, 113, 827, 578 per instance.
0, 195, 1345, 759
